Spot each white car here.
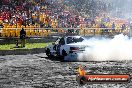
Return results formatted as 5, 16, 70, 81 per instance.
45, 36, 90, 61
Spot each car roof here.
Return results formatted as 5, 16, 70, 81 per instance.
65, 36, 82, 38
58, 36, 83, 39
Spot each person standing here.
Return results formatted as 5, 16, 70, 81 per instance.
112, 22, 115, 34
112, 22, 115, 30
20, 28, 26, 47
121, 24, 126, 33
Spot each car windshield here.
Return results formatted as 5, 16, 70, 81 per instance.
55, 38, 61, 44
67, 37, 84, 44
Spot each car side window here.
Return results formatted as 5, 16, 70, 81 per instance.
59, 38, 65, 45
67, 37, 73, 44
55, 38, 60, 44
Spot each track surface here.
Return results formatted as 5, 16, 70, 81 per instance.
0, 53, 132, 88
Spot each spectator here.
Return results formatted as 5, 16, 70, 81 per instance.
112, 22, 115, 31
121, 24, 126, 32
129, 23, 132, 37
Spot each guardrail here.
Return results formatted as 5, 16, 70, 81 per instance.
78, 28, 129, 36
0, 27, 129, 38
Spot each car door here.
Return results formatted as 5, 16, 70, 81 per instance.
57, 38, 65, 56
53, 38, 60, 51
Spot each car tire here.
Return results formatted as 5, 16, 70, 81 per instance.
61, 50, 67, 61
46, 48, 52, 57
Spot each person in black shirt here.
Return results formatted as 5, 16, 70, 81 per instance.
20, 28, 26, 47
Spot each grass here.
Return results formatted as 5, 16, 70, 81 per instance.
0, 42, 52, 50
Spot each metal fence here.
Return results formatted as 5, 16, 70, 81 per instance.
0, 27, 129, 38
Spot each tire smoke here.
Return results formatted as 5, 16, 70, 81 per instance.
78, 34, 132, 61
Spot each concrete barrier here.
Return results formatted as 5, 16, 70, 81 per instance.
0, 48, 46, 56
0, 36, 57, 44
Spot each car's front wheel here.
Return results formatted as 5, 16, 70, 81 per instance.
61, 50, 67, 61
45, 48, 52, 57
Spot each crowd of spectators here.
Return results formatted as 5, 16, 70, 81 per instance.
0, 0, 129, 37
0, 0, 34, 27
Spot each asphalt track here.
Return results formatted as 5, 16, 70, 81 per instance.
0, 53, 132, 88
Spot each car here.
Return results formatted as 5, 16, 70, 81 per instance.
45, 36, 90, 61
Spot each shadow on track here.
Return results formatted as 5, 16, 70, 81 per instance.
35, 54, 65, 62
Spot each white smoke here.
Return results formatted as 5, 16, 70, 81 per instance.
77, 34, 132, 61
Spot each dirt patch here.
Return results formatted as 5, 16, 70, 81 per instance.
0, 54, 131, 88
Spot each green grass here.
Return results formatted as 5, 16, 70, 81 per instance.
0, 43, 52, 50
